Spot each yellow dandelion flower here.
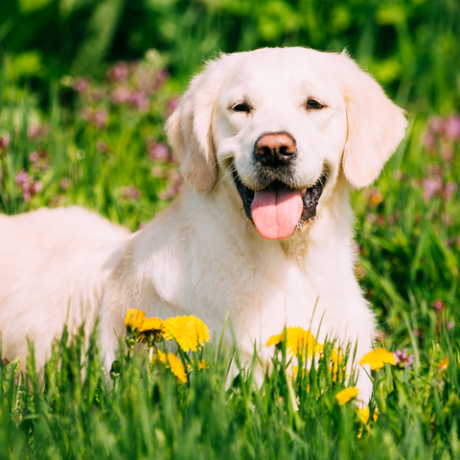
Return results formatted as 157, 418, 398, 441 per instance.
285, 327, 318, 357
125, 308, 145, 331
335, 387, 359, 405
198, 359, 208, 370
331, 347, 344, 381
164, 315, 210, 352
290, 365, 307, 380
359, 348, 396, 370
266, 333, 283, 347
166, 353, 187, 383
138, 317, 164, 344
438, 357, 449, 372
155, 349, 168, 364
187, 359, 209, 372
357, 428, 363, 439
358, 405, 370, 424
373, 407, 380, 422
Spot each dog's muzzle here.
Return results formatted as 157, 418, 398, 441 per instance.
233, 169, 327, 239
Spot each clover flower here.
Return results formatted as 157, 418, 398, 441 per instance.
335, 387, 359, 405
29, 149, 50, 171
121, 185, 141, 201
73, 77, 92, 93
0, 131, 10, 150
359, 348, 396, 370
107, 62, 129, 83
124, 308, 145, 332
27, 124, 48, 140
394, 349, 414, 369
80, 107, 108, 129
148, 142, 170, 161
15, 170, 42, 202
433, 300, 444, 313
164, 315, 210, 352
95, 139, 108, 153
111, 86, 132, 104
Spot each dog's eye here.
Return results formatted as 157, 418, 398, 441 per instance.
306, 99, 323, 109
232, 102, 251, 113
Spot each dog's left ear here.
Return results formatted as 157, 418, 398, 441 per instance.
331, 51, 408, 188
166, 57, 227, 193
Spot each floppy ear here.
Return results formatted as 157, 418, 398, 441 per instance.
332, 52, 408, 188
166, 57, 227, 193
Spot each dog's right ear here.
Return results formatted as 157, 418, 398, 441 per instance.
166, 58, 227, 193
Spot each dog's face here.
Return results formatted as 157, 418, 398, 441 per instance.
167, 48, 407, 240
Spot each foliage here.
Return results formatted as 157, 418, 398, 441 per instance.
0, 300, 458, 459
1, 0, 460, 112
0, 53, 180, 229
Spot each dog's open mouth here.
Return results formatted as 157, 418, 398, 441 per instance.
233, 169, 327, 240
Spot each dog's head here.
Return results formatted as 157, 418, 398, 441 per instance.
167, 48, 407, 240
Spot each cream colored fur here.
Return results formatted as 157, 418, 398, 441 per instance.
0, 48, 407, 402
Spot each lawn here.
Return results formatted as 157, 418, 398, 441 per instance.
1, 0, 460, 458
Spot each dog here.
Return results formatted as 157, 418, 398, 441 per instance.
0, 47, 407, 401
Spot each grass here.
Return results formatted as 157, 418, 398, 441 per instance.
0, 51, 460, 458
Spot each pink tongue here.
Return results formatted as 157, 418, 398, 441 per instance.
251, 189, 303, 240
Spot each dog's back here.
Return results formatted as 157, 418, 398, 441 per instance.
0, 206, 129, 369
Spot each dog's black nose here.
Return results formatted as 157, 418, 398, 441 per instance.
254, 133, 296, 167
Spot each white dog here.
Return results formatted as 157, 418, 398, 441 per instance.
0, 47, 406, 401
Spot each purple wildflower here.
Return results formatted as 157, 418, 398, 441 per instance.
15, 170, 41, 202
73, 77, 92, 94
423, 132, 435, 149
60, 177, 70, 190
29, 151, 39, 163
95, 138, 108, 153
28, 124, 48, 140
148, 142, 169, 161
0, 132, 10, 150
167, 97, 180, 115
29, 149, 49, 171
444, 115, 460, 140
393, 349, 414, 370
154, 69, 168, 89
111, 87, 131, 104
129, 90, 149, 110
366, 213, 376, 223
15, 170, 29, 186
422, 178, 442, 200
433, 300, 444, 313
121, 185, 141, 201
107, 62, 129, 83
93, 108, 108, 129
444, 181, 457, 201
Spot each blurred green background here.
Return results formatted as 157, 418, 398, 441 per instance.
1, 0, 459, 113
